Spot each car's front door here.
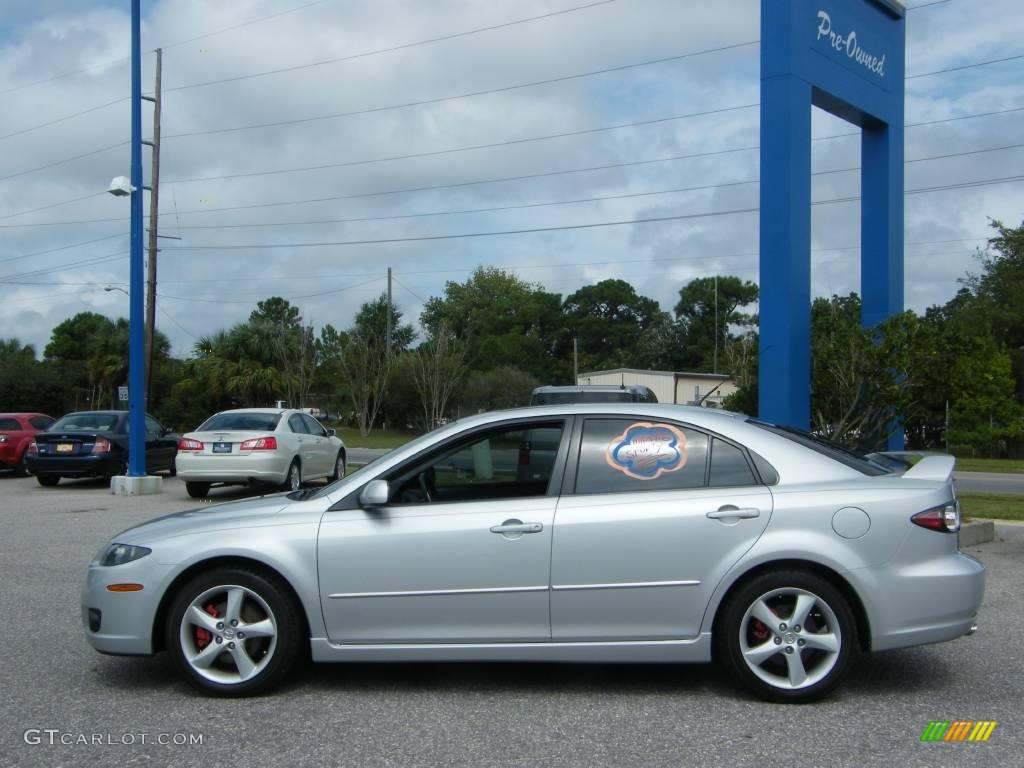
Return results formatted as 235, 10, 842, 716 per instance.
317, 418, 570, 644
551, 417, 772, 641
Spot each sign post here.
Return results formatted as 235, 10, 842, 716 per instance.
758, 0, 906, 450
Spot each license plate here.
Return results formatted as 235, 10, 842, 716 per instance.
56, 443, 74, 453
212, 442, 232, 453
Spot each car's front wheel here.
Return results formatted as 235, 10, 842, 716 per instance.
166, 567, 303, 696
329, 452, 345, 482
716, 570, 856, 703
36, 473, 60, 487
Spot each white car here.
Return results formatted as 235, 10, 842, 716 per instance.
176, 409, 346, 498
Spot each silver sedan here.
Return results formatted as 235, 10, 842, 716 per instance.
82, 404, 984, 702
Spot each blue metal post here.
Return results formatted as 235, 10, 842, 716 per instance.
128, 0, 146, 477
758, 73, 812, 429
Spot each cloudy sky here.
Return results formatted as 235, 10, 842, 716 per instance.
1, 0, 1022, 358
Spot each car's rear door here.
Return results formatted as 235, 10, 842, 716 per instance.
318, 417, 572, 644
550, 416, 772, 641
300, 414, 332, 476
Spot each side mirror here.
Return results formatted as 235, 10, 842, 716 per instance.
359, 479, 389, 508
326, 428, 336, 437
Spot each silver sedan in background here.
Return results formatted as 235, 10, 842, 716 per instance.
175, 408, 346, 497
82, 404, 983, 702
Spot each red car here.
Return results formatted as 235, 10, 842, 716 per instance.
0, 412, 56, 476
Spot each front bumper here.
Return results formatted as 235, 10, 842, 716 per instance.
176, 450, 289, 484
81, 558, 173, 656
26, 454, 120, 478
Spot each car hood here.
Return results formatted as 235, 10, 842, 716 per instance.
111, 493, 294, 545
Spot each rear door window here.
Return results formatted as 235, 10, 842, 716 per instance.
288, 414, 309, 434
708, 438, 758, 487
574, 418, 709, 494
0, 417, 20, 430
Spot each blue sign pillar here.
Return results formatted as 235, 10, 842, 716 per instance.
128, 0, 146, 476
759, 0, 906, 449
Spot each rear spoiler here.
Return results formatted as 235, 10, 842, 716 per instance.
868, 451, 956, 482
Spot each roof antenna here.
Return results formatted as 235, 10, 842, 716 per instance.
620, 373, 625, 389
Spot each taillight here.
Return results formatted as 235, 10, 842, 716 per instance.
91, 437, 111, 454
179, 437, 204, 451
911, 501, 961, 533
27, 441, 38, 454
240, 436, 277, 450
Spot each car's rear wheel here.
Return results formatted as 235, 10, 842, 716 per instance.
186, 482, 211, 498
716, 570, 855, 703
329, 452, 345, 482
166, 567, 302, 696
168, 457, 177, 477
283, 460, 301, 491
36, 473, 60, 487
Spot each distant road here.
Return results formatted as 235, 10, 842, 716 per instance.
347, 447, 391, 466
954, 471, 1024, 495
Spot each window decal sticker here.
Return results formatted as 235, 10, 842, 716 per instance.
604, 422, 688, 480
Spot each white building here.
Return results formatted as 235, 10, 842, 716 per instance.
577, 368, 737, 408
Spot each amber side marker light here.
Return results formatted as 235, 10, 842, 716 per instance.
106, 583, 145, 592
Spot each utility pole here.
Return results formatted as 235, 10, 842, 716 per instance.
386, 267, 392, 359
142, 48, 161, 406
713, 275, 719, 375
573, 337, 578, 383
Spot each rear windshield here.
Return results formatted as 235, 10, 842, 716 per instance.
531, 391, 637, 405
198, 412, 282, 432
747, 420, 891, 476
50, 413, 121, 432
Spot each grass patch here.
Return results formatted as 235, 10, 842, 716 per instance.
954, 458, 1024, 474
336, 427, 418, 450
957, 492, 1024, 522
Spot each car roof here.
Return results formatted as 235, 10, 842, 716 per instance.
532, 384, 652, 393
213, 408, 289, 415
60, 410, 124, 417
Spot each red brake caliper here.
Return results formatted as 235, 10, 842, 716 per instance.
194, 602, 220, 650
750, 606, 780, 643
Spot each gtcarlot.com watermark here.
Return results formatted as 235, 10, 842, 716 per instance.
24, 729, 204, 747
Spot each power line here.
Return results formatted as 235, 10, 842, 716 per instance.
0, 232, 126, 266
0, 191, 108, 222
0, 0, 337, 96
149, 175, 1024, 254
162, 41, 759, 140
157, 275, 384, 305
0, 250, 128, 283
906, 52, 1024, 79
161, 0, 620, 94
0, 140, 129, 183
162, 104, 759, 184
0, 96, 128, 142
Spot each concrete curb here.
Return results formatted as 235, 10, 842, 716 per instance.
959, 520, 995, 547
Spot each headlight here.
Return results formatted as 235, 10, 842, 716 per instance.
99, 543, 152, 566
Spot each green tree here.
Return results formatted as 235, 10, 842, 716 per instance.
672, 276, 759, 372
352, 294, 416, 353
557, 279, 667, 373
421, 267, 562, 379
457, 366, 539, 414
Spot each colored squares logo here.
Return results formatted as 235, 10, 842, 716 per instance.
920, 721, 997, 742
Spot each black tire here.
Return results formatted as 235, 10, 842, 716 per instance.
186, 482, 211, 498
715, 569, 856, 704
14, 453, 29, 477
168, 457, 177, 477
36, 474, 60, 487
329, 451, 346, 482
282, 459, 301, 492
166, 567, 303, 697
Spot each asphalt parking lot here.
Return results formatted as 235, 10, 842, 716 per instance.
1, 473, 1021, 768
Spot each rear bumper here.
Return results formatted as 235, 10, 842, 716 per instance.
176, 451, 289, 484
25, 454, 120, 477
850, 552, 985, 652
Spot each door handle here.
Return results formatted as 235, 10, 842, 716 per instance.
707, 505, 760, 520
490, 520, 543, 534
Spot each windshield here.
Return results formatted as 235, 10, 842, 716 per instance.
531, 391, 635, 405
747, 419, 892, 476
49, 413, 121, 432
198, 413, 281, 432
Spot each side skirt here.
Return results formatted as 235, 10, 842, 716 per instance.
310, 634, 713, 664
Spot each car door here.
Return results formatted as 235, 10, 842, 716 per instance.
286, 413, 313, 471
143, 415, 171, 471
301, 414, 331, 477
550, 417, 772, 641
317, 417, 571, 644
